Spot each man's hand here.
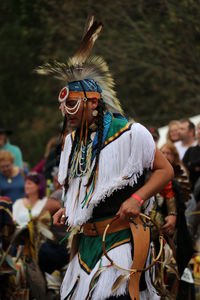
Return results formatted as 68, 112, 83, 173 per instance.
53, 207, 67, 227
116, 197, 142, 221
162, 215, 176, 236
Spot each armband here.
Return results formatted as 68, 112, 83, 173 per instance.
131, 193, 144, 205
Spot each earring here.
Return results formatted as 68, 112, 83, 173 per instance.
92, 110, 98, 117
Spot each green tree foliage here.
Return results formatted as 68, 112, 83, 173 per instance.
0, 0, 200, 166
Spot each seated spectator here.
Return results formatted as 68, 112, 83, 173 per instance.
166, 120, 180, 143
0, 122, 23, 168
0, 150, 27, 204
12, 172, 61, 227
183, 121, 200, 196
12, 171, 68, 275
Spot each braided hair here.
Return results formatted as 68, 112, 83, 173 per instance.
86, 98, 105, 187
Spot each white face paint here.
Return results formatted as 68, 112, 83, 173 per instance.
64, 98, 82, 115
59, 99, 83, 116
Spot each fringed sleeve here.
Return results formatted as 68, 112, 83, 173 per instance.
123, 123, 156, 185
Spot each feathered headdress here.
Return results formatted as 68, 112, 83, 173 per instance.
35, 15, 123, 115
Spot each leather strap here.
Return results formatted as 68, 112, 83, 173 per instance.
83, 216, 150, 300
83, 217, 129, 236
128, 216, 150, 300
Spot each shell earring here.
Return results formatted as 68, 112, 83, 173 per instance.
92, 110, 98, 117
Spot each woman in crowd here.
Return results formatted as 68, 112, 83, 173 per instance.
166, 120, 180, 143
13, 172, 68, 275
12, 172, 61, 226
160, 141, 195, 223
0, 150, 27, 204
160, 141, 189, 188
159, 143, 195, 299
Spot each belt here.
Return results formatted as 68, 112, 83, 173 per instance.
83, 217, 130, 236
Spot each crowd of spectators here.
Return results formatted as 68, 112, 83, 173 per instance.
0, 118, 200, 225
148, 118, 200, 298
0, 118, 200, 298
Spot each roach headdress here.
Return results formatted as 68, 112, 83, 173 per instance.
35, 15, 123, 115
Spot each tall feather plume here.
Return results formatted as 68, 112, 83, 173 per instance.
81, 15, 95, 39
71, 16, 103, 66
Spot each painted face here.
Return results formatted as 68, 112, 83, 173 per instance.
0, 159, 13, 177
64, 97, 98, 129
25, 179, 39, 197
63, 98, 84, 129
169, 124, 179, 142
161, 147, 175, 164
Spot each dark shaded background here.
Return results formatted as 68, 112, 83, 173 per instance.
1, 0, 200, 166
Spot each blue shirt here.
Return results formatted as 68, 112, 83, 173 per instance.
1, 142, 23, 167
0, 171, 27, 204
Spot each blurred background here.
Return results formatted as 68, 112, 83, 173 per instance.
1, 0, 200, 167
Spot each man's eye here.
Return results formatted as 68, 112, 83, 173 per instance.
67, 102, 76, 107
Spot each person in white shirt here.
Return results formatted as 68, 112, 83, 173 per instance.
13, 172, 61, 227
174, 119, 197, 160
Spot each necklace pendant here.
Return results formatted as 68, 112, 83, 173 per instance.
8, 178, 12, 183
